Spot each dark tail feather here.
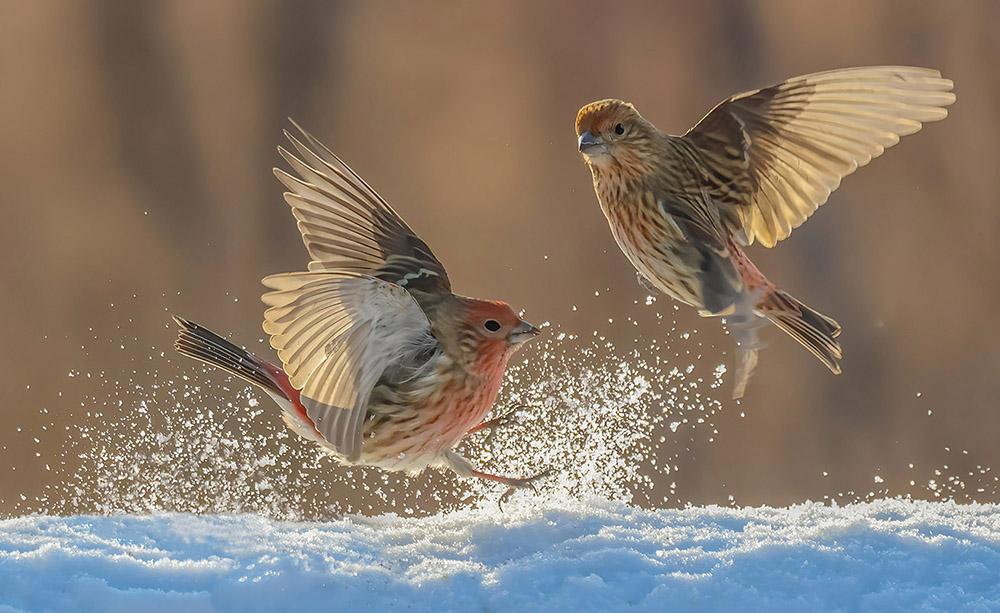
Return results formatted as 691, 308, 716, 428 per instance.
761, 291, 843, 374
172, 316, 286, 398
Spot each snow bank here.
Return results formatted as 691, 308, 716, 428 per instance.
3, 498, 999, 612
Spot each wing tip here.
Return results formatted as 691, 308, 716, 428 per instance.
287, 116, 306, 136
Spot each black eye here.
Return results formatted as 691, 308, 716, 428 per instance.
484, 319, 502, 332
614, 123, 625, 135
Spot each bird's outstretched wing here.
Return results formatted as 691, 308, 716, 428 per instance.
262, 271, 434, 462
682, 66, 955, 247
274, 121, 452, 295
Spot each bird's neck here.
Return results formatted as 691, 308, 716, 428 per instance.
589, 137, 675, 205
592, 165, 643, 206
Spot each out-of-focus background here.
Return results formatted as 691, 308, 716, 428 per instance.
2, 0, 998, 517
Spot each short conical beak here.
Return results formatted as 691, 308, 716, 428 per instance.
509, 320, 541, 345
578, 131, 607, 155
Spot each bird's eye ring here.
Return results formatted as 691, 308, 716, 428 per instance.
614, 123, 625, 135
484, 319, 502, 332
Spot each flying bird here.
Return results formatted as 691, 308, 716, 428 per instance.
576, 66, 954, 397
174, 123, 543, 492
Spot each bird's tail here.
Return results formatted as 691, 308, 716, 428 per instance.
758, 290, 843, 375
172, 315, 289, 399
172, 316, 329, 447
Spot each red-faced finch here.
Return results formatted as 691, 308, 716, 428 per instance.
174, 123, 544, 492
576, 66, 954, 398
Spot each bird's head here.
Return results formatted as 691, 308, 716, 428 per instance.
576, 99, 659, 173
450, 298, 540, 371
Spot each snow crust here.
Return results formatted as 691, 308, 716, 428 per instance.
3, 498, 999, 612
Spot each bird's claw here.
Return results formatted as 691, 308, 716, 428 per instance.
637, 272, 660, 294
469, 404, 531, 444
497, 469, 555, 509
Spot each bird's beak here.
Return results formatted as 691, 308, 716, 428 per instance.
509, 319, 541, 345
578, 131, 607, 156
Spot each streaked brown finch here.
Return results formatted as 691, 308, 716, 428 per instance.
576, 66, 954, 397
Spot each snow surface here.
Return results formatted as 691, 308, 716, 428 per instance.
3, 498, 1000, 612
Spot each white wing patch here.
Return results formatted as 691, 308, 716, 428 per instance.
262, 272, 433, 461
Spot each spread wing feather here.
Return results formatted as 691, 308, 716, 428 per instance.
273, 121, 451, 294
261, 271, 433, 461
683, 66, 955, 247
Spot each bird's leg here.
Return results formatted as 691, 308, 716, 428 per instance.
730, 336, 759, 400
723, 288, 768, 399
472, 468, 555, 507
443, 450, 553, 494
466, 404, 530, 444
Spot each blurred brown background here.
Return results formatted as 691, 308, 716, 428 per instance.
2, 0, 999, 516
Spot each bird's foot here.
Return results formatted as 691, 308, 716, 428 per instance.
472, 468, 555, 509
467, 404, 530, 444
637, 272, 660, 294
722, 289, 769, 399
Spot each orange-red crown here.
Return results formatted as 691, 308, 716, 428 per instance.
576, 99, 636, 136
462, 298, 520, 330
